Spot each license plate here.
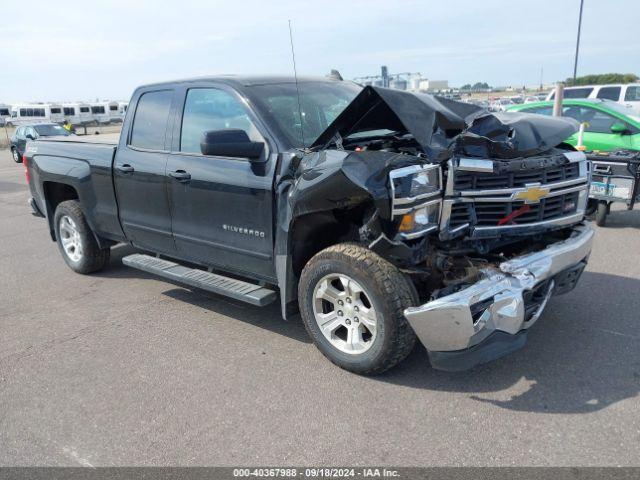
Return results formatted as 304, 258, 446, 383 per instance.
590, 180, 632, 200
590, 181, 613, 196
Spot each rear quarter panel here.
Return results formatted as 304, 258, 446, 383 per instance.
26, 139, 126, 243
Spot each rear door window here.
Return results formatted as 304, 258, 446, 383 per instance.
129, 90, 174, 150
563, 87, 594, 99
624, 86, 640, 101
596, 87, 621, 101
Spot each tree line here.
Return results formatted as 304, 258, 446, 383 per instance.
566, 73, 638, 86
459, 82, 491, 91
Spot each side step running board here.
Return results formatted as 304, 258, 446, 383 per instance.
122, 253, 277, 306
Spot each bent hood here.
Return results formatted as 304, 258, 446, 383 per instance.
310, 86, 578, 160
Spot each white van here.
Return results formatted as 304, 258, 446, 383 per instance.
547, 84, 640, 113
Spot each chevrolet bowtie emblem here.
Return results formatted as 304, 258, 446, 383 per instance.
512, 184, 551, 204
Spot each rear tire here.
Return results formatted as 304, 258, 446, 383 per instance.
595, 201, 608, 227
54, 200, 110, 274
11, 148, 21, 163
298, 243, 418, 375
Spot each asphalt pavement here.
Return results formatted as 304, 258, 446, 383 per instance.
0, 149, 638, 466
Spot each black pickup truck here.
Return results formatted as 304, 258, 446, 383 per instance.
24, 76, 594, 374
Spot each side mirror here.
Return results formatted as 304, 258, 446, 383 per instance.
200, 129, 264, 161
25, 133, 35, 140
611, 122, 628, 134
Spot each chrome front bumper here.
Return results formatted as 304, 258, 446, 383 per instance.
404, 223, 594, 360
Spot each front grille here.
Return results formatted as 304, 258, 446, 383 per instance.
454, 163, 580, 191
449, 191, 580, 227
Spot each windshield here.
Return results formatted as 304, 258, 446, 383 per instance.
34, 124, 70, 136
247, 81, 362, 148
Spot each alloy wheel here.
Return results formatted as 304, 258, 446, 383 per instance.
312, 273, 378, 354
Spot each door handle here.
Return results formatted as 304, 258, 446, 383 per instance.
116, 164, 134, 173
169, 170, 191, 181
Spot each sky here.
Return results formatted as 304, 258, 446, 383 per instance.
1, 0, 639, 103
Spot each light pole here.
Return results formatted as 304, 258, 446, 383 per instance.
572, 0, 584, 84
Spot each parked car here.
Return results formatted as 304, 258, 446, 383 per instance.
489, 97, 515, 111
546, 84, 640, 114
23, 76, 593, 374
507, 99, 640, 152
10, 123, 70, 163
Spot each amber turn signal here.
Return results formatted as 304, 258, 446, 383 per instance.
398, 213, 415, 232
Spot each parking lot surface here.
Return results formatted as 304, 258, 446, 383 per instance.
0, 149, 639, 466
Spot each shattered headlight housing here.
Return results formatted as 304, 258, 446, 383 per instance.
409, 168, 441, 198
389, 164, 442, 239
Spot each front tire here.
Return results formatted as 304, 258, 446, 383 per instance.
595, 201, 608, 227
298, 243, 418, 375
54, 200, 110, 274
11, 148, 21, 163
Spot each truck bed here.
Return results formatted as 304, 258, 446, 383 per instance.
44, 132, 121, 145
27, 135, 123, 244
31, 135, 118, 164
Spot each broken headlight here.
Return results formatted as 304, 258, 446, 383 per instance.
389, 164, 443, 239
397, 200, 441, 238
409, 168, 441, 198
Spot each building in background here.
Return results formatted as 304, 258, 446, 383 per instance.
353, 66, 449, 94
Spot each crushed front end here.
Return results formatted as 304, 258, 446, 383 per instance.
388, 150, 592, 370
405, 224, 592, 371
291, 85, 594, 370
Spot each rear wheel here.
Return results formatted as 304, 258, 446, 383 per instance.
298, 243, 417, 375
54, 200, 110, 274
11, 148, 21, 163
595, 201, 608, 227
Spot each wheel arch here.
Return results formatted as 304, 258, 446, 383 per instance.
276, 204, 373, 319
43, 181, 80, 240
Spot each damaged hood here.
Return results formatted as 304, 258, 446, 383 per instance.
310, 86, 578, 160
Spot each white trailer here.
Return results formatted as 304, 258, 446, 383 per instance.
89, 101, 117, 124
49, 103, 65, 123
5, 104, 53, 126
0, 104, 11, 125
61, 102, 93, 125
112, 101, 128, 123
106, 101, 122, 123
